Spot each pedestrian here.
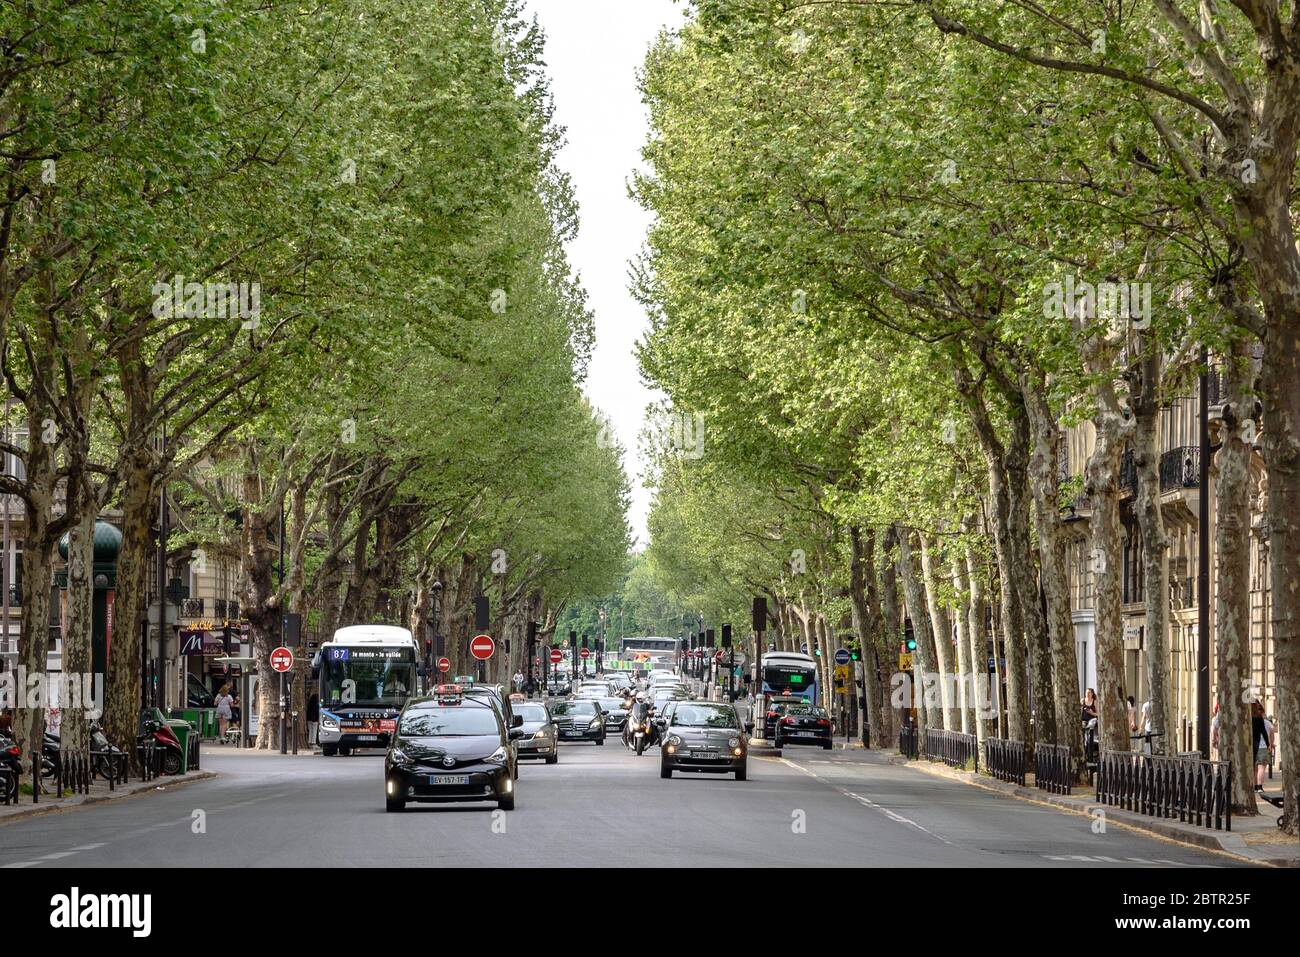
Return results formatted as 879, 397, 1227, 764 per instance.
215, 684, 234, 742
1139, 700, 1153, 753
513, 670, 524, 692
1126, 695, 1137, 733
1081, 688, 1098, 723
307, 691, 319, 748
230, 692, 242, 728
1251, 700, 1274, 793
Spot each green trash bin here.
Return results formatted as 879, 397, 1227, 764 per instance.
164, 716, 194, 774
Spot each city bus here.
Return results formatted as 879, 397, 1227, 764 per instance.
758, 650, 819, 717
316, 625, 418, 756
619, 636, 682, 672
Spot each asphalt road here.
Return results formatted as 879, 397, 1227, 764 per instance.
0, 740, 1248, 867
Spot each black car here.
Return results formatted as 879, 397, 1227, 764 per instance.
773, 704, 833, 751
763, 696, 807, 739
659, 701, 747, 780
550, 698, 606, 744
596, 697, 629, 733
384, 690, 524, 812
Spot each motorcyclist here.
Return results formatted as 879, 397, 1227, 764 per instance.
625, 696, 653, 748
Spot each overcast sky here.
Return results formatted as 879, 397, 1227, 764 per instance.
524, 0, 688, 547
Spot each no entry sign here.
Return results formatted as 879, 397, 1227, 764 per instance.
436, 656, 451, 673
470, 634, 495, 661
270, 646, 294, 673
549, 648, 563, 664
580, 648, 591, 659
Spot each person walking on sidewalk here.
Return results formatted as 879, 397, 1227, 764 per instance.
215, 685, 234, 742
1251, 701, 1274, 793
307, 692, 320, 748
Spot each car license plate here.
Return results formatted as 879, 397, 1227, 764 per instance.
563, 731, 583, 737
691, 750, 719, 759
355, 735, 378, 742
794, 731, 816, 737
429, 775, 469, 785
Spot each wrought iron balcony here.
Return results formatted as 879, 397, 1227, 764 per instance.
180, 597, 205, 618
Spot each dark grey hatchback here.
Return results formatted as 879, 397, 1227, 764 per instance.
658, 701, 747, 780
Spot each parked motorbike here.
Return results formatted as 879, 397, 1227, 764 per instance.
0, 733, 21, 803
138, 718, 184, 776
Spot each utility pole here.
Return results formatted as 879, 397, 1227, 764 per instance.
1197, 347, 1212, 758
279, 504, 287, 755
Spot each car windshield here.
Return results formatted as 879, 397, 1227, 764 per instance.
399, 706, 499, 736
597, 698, 623, 710
672, 704, 738, 729
788, 706, 827, 718
552, 701, 596, 716
516, 704, 549, 722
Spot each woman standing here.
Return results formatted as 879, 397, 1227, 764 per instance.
215, 684, 234, 743
1251, 700, 1274, 793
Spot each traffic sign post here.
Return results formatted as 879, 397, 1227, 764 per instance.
270, 646, 293, 755
437, 656, 451, 674
470, 634, 494, 683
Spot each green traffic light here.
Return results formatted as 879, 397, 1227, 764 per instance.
907, 639, 917, 651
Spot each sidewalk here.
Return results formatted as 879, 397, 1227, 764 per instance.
0, 768, 216, 827
749, 738, 1297, 865
885, 750, 1297, 866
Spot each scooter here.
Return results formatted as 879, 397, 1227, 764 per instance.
624, 705, 658, 756
138, 718, 184, 776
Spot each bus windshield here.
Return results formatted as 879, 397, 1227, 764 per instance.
762, 662, 817, 700
320, 646, 416, 708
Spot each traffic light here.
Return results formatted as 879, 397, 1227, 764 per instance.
721, 624, 732, 649
569, 630, 576, 646
814, 647, 821, 657
581, 636, 589, 649
907, 638, 917, 651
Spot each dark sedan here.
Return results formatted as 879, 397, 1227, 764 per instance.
659, 701, 747, 780
773, 704, 833, 751
596, 697, 628, 733
384, 692, 523, 812
550, 699, 606, 744
763, 695, 807, 739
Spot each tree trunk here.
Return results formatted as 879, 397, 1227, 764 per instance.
61, 505, 94, 753
877, 528, 901, 747
919, 532, 956, 730
1023, 381, 1084, 768
952, 551, 975, 735
1086, 412, 1129, 753
1133, 342, 1172, 756
1215, 342, 1258, 814
964, 544, 992, 751
848, 527, 884, 747
897, 529, 935, 739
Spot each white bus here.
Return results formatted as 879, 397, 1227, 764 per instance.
316, 625, 418, 756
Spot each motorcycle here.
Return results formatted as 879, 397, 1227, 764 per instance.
624, 703, 657, 756
1082, 717, 1099, 775
138, 718, 185, 776
0, 733, 21, 803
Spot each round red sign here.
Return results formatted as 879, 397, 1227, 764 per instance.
470, 634, 495, 661
549, 648, 563, 664
270, 646, 293, 673
436, 656, 451, 673
580, 648, 591, 659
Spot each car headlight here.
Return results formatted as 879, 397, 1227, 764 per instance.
486, 746, 509, 764
728, 737, 740, 749
667, 735, 682, 746
533, 728, 549, 739
321, 714, 339, 730
389, 747, 410, 764
588, 718, 602, 729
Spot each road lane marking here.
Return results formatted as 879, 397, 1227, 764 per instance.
777, 757, 956, 846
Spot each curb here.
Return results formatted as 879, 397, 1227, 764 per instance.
886, 753, 1298, 867
0, 771, 218, 827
